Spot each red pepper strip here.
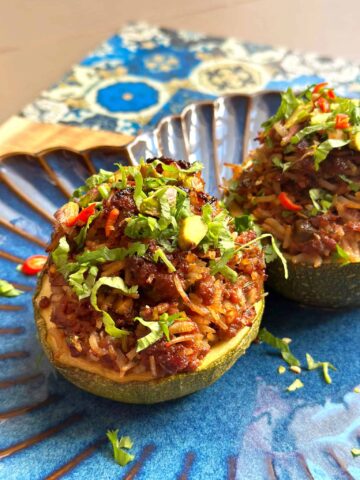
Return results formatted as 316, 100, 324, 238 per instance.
316, 97, 330, 113
312, 82, 328, 93
105, 208, 120, 237
335, 113, 350, 129
21, 255, 47, 275
278, 192, 302, 211
327, 88, 336, 99
66, 203, 96, 227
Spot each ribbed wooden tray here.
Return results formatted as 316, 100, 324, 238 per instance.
0, 116, 133, 158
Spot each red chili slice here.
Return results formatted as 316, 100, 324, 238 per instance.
327, 88, 336, 99
21, 255, 47, 275
278, 192, 302, 211
312, 82, 328, 94
105, 208, 120, 237
335, 113, 350, 129
66, 203, 96, 227
316, 97, 330, 113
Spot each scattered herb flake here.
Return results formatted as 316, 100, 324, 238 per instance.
306, 353, 336, 384
351, 448, 360, 458
0, 279, 23, 297
287, 379, 304, 392
106, 430, 135, 467
258, 328, 300, 367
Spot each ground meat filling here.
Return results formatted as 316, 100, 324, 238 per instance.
232, 147, 360, 263
45, 158, 265, 379
228, 86, 360, 266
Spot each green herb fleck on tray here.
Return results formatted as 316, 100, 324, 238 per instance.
107, 430, 134, 467
0, 279, 24, 297
287, 379, 304, 392
258, 328, 300, 367
306, 353, 336, 384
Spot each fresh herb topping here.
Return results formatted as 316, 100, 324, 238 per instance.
106, 430, 134, 467
68, 266, 98, 300
334, 244, 351, 265
51, 237, 74, 277
260, 85, 360, 168
314, 139, 350, 170
76, 243, 147, 265
0, 279, 23, 297
209, 249, 237, 282
51, 158, 265, 344
309, 189, 333, 214
339, 174, 360, 192
90, 277, 138, 338
153, 248, 176, 273
234, 215, 252, 233
135, 312, 184, 352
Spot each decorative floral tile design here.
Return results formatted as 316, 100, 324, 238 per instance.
21, 22, 360, 135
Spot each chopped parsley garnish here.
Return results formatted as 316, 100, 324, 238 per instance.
314, 139, 350, 170
90, 277, 138, 338
339, 174, 360, 192
234, 214, 252, 233
309, 188, 333, 214
135, 312, 183, 351
106, 430, 134, 467
153, 248, 176, 273
260, 85, 360, 168
76, 243, 147, 264
68, 266, 98, 300
209, 248, 238, 282
262, 87, 302, 132
334, 244, 351, 265
0, 279, 23, 297
52, 157, 267, 344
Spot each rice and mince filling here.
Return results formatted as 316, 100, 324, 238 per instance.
42, 158, 265, 379
227, 85, 360, 267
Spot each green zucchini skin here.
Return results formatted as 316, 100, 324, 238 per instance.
34, 273, 264, 404
267, 258, 360, 308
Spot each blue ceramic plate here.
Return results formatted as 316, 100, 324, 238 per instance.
1, 93, 359, 480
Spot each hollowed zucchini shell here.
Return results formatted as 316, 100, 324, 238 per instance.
34, 273, 265, 404
267, 258, 360, 308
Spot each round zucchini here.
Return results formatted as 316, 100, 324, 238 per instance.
34, 273, 265, 404
267, 257, 360, 308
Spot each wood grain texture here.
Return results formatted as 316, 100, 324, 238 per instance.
0, 0, 360, 125
0, 116, 132, 157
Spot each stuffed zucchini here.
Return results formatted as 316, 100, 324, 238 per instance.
226, 84, 360, 308
34, 158, 265, 403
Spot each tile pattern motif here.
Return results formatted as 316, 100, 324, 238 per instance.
21, 22, 360, 135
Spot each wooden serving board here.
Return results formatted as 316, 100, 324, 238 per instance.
0, 116, 133, 158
